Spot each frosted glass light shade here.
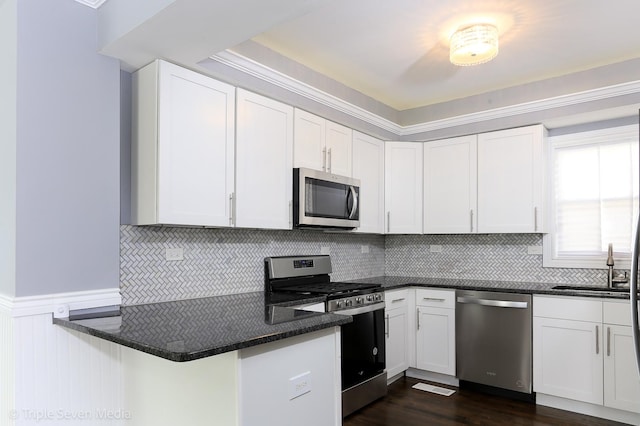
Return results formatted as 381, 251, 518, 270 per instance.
450, 24, 499, 66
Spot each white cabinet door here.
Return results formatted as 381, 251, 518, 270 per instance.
132, 60, 235, 227
352, 131, 385, 234
385, 142, 423, 234
423, 136, 477, 233
604, 324, 640, 413
385, 290, 410, 379
533, 316, 603, 404
236, 89, 293, 229
325, 120, 352, 177
415, 306, 455, 375
477, 125, 545, 233
293, 109, 352, 176
293, 109, 325, 172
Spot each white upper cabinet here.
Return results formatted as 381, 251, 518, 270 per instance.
423, 135, 478, 233
131, 60, 235, 227
235, 89, 294, 230
385, 142, 423, 234
477, 124, 546, 233
293, 109, 352, 176
352, 131, 385, 234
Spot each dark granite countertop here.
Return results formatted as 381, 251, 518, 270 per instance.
343, 276, 633, 300
54, 291, 350, 362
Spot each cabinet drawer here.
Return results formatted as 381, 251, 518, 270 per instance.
533, 295, 601, 322
416, 288, 455, 308
603, 300, 637, 326
385, 289, 409, 309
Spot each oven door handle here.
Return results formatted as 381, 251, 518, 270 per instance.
335, 302, 385, 316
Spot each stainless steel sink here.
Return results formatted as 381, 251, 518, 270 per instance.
552, 285, 630, 293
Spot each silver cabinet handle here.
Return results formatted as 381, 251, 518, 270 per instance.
534, 207, 538, 232
456, 296, 528, 309
387, 212, 391, 233
391, 298, 405, 303
423, 297, 445, 302
322, 147, 327, 171
348, 186, 358, 219
229, 193, 234, 226
470, 209, 474, 233
607, 326, 611, 357
327, 148, 332, 173
385, 314, 389, 337
416, 307, 420, 330
596, 325, 600, 355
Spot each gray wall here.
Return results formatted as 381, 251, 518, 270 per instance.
14, 0, 121, 297
0, 0, 17, 297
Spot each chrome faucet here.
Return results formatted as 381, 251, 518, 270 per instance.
606, 243, 629, 288
606, 243, 615, 288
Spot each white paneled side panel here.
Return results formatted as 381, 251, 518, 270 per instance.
239, 328, 339, 426
1, 309, 15, 426
13, 314, 124, 426
122, 347, 237, 426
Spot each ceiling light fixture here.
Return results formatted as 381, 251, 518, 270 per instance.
449, 24, 499, 66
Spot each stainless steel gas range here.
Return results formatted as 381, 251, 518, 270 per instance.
265, 255, 387, 417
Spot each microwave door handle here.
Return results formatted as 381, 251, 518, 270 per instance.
348, 186, 358, 219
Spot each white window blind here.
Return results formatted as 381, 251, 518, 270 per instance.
544, 125, 639, 268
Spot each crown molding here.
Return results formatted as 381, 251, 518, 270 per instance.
210, 51, 402, 135
74, 0, 108, 9
210, 50, 640, 138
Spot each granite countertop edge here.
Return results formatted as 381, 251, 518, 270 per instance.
54, 277, 631, 363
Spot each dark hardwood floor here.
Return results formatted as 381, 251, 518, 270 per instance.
343, 377, 628, 426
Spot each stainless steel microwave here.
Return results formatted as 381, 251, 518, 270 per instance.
293, 168, 360, 229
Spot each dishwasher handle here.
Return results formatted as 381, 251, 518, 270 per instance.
456, 296, 529, 309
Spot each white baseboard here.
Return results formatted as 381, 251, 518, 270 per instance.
0, 287, 121, 318
537, 393, 640, 425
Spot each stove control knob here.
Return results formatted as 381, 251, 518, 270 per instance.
366, 295, 373, 302
375, 294, 382, 301
355, 297, 363, 305
345, 299, 353, 307
335, 300, 343, 309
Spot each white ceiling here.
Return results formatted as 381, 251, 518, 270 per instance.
249, 0, 640, 110
93, 0, 640, 127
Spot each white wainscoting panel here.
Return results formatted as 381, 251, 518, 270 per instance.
1, 309, 16, 426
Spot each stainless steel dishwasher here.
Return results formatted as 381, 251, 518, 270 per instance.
456, 290, 533, 398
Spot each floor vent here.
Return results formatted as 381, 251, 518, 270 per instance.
412, 383, 456, 397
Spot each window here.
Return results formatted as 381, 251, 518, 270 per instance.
543, 125, 639, 269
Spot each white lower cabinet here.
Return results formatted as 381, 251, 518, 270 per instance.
385, 289, 410, 379
603, 301, 640, 413
533, 296, 640, 415
415, 289, 455, 375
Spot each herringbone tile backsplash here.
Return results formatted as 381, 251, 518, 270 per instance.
120, 225, 385, 305
120, 227, 609, 305
385, 234, 608, 284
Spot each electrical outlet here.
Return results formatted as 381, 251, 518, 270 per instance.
527, 246, 543, 255
430, 245, 443, 253
289, 371, 312, 400
321, 246, 331, 255
361, 245, 370, 254
165, 247, 184, 261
